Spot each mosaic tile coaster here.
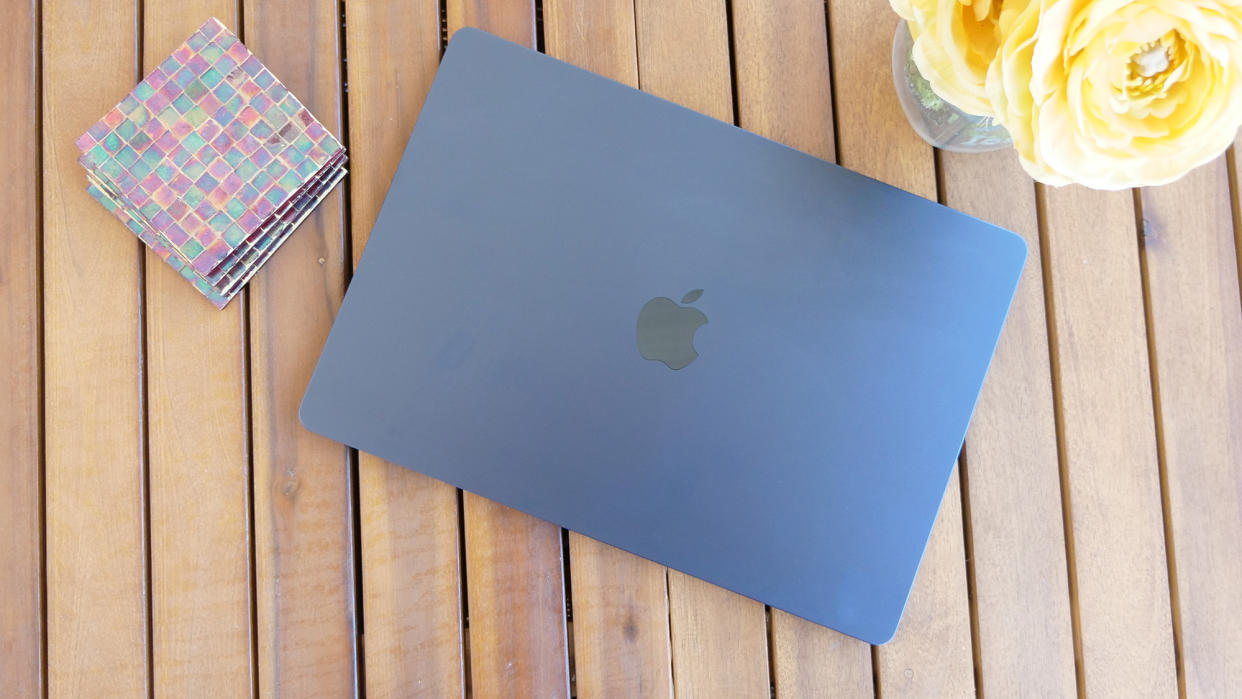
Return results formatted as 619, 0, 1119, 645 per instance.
76, 16, 345, 271
85, 148, 344, 289
213, 161, 347, 294
86, 163, 344, 304
74, 16, 346, 309
200, 149, 348, 287
88, 181, 231, 306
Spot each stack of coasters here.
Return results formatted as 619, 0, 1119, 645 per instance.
75, 17, 346, 308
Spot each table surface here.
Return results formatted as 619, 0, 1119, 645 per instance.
3, 1, 1240, 697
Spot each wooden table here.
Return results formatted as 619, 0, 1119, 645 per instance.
3, 0, 1240, 696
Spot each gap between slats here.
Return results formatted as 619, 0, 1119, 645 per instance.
724, 0, 742, 133
133, 4, 155, 696
36, 0, 49, 694
222, 9, 262, 699
226, 8, 261, 697
1132, 190, 1190, 699
822, 0, 843, 177
234, 6, 262, 693
534, 0, 545, 54
957, 453, 984, 698
1229, 146, 1242, 339
244, 279, 258, 699
456, 487, 473, 699
332, 0, 369, 693
561, 528, 577, 697
1034, 184, 1088, 698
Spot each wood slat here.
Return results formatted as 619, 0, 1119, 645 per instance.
42, 1, 149, 695
632, 2, 771, 695
445, 3, 572, 697
941, 148, 1077, 695
140, 6, 253, 696
1041, 184, 1176, 695
1140, 159, 1242, 696
769, 614, 874, 698
824, 6, 974, 695
543, 0, 639, 83
0, 2, 42, 696
462, 500, 570, 697
447, 0, 536, 46
541, 3, 674, 697
824, 11, 929, 193
731, 0, 835, 162
729, 2, 873, 695
633, 0, 734, 119
346, 2, 443, 244
565, 535, 671, 699
345, 1, 466, 695
667, 577, 769, 698
242, 1, 357, 694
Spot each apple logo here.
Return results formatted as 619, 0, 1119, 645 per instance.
636, 289, 708, 370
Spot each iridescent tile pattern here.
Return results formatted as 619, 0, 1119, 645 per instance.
75, 17, 346, 308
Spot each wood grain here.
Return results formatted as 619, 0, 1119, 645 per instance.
445, 3, 572, 696
667, 576, 770, 698
565, 535, 671, 699
447, 0, 536, 45
633, 0, 733, 120
825, 5, 974, 695
729, 2, 873, 695
941, 148, 1077, 696
1041, 183, 1177, 695
345, 1, 466, 695
141, 6, 253, 696
544, 0, 639, 84
542, 4, 675, 696
1140, 159, 1242, 696
346, 0, 444, 246
732, 0, 835, 162
463, 498, 570, 698
21, 2, 1241, 693
0, 2, 42, 696
242, 1, 357, 695
826, 10, 930, 193
632, 2, 771, 695
42, 1, 149, 695
769, 613, 874, 699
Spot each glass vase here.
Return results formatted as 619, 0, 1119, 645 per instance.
891, 20, 1011, 152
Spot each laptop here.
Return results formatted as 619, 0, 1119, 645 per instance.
300, 27, 1026, 644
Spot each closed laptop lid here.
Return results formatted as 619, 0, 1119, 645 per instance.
300, 28, 1026, 644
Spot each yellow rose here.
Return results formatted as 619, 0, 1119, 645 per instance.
987, 0, 1242, 188
892, 0, 1004, 117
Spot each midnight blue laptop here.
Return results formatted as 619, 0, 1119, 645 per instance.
300, 28, 1025, 644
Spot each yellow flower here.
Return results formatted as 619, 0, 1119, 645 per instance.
987, 0, 1242, 188
892, 0, 1004, 117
